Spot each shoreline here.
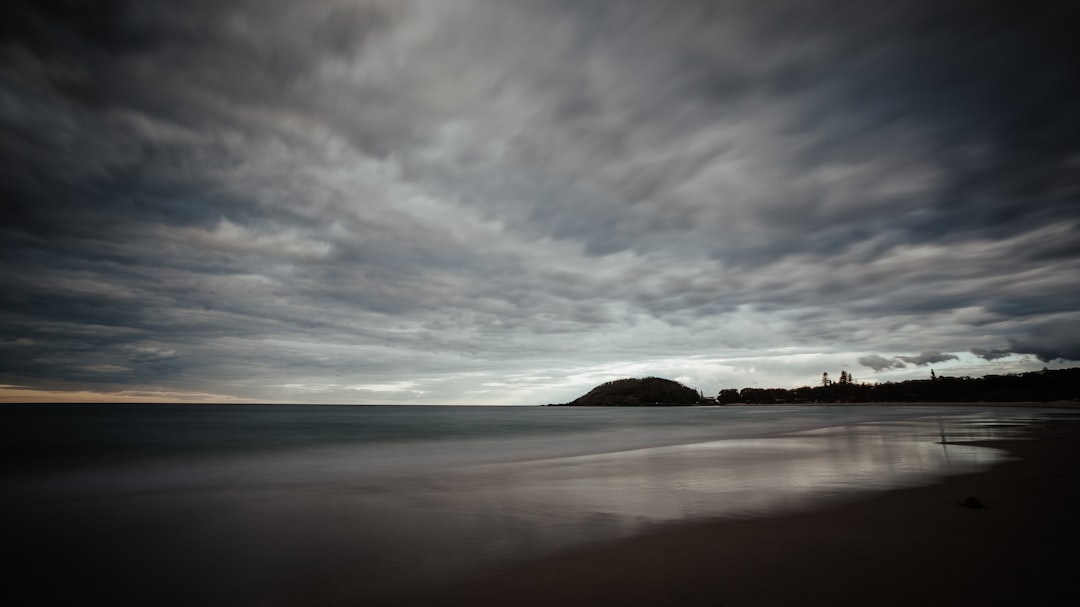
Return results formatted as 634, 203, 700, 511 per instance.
397, 417, 1080, 606
720, 400, 1080, 408
548, 400, 1080, 408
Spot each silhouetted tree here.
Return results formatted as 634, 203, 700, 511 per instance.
717, 389, 740, 404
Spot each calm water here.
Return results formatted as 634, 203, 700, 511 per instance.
0, 404, 1062, 605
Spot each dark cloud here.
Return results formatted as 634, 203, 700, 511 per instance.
971, 347, 1013, 361
2, 0, 1078, 403
861, 350, 967, 372
858, 355, 907, 372
1009, 320, 1080, 363
898, 351, 960, 366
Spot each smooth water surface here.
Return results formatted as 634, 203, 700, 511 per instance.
0, 404, 1060, 605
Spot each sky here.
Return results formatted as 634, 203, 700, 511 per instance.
2, 0, 1078, 405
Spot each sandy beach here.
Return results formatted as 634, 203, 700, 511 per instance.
398, 416, 1080, 607
8, 405, 1078, 606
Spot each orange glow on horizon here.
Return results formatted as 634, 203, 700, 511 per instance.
0, 385, 256, 404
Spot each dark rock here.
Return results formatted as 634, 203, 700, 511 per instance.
560, 377, 704, 407
959, 496, 986, 509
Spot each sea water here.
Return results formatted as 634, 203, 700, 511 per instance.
0, 404, 1062, 605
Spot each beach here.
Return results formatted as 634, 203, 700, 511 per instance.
5, 404, 1078, 606
399, 415, 1080, 606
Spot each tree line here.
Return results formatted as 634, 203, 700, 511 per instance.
716, 367, 1079, 404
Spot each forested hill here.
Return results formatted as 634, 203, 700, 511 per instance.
555, 377, 704, 406
718, 367, 1080, 404
549, 368, 1078, 407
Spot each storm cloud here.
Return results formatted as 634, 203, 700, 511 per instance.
857, 355, 907, 373
2, 0, 1078, 403
898, 351, 960, 367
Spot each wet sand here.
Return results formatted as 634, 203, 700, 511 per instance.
398, 418, 1080, 606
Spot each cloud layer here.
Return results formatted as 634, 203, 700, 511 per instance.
2, 0, 1078, 403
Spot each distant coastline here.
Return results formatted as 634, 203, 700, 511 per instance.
549, 401, 1079, 409
716, 400, 1079, 409
552, 368, 1080, 407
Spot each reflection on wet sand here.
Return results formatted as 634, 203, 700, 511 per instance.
4, 410, 1046, 605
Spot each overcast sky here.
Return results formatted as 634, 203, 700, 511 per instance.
2, 0, 1078, 404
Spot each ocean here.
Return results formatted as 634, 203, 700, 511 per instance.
0, 404, 1064, 605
